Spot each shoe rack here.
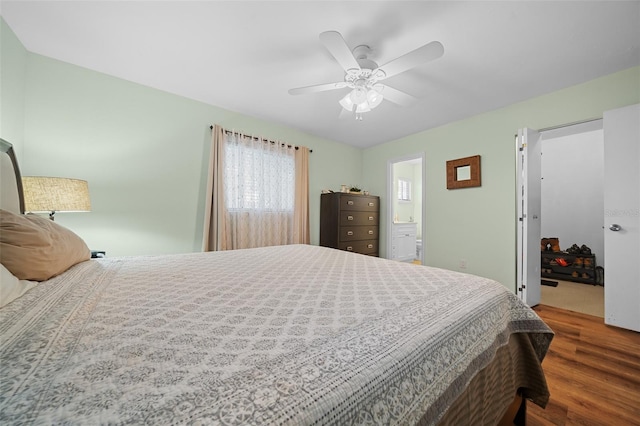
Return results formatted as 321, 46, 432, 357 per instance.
541, 251, 597, 285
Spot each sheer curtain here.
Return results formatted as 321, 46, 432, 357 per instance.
203, 126, 309, 251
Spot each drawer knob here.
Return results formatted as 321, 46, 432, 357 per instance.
346, 246, 353, 251
367, 244, 373, 249
347, 200, 354, 205
347, 215, 354, 221
347, 231, 354, 236
368, 202, 374, 207
368, 216, 374, 221
368, 230, 373, 235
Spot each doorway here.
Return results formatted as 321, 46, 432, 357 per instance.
516, 103, 640, 332
516, 121, 604, 309
387, 154, 425, 264
539, 121, 605, 317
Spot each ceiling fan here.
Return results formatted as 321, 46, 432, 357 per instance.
288, 31, 444, 120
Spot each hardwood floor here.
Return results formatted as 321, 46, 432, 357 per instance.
528, 305, 640, 426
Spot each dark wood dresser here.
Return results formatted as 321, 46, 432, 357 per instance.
320, 192, 379, 256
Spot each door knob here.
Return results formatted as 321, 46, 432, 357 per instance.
609, 224, 622, 231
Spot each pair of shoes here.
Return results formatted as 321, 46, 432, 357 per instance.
541, 237, 560, 252
574, 257, 583, 267
572, 271, 579, 278
555, 258, 570, 267
541, 238, 550, 251
580, 244, 592, 255
583, 258, 593, 268
566, 244, 581, 255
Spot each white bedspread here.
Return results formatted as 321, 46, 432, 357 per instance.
0, 244, 552, 425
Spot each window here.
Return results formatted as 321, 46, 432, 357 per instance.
224, 137, 295, 212
398, 178, 411, 202
203, 125, 310, 251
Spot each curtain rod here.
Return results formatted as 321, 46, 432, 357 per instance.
210, 125, 313, 153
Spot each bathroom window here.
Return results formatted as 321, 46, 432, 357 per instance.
398, 178, 411, 201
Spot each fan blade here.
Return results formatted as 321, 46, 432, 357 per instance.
380, 85, 419, 107
288, 82, 347, 95
319, 31, 360, 72
375, 41, 444, 80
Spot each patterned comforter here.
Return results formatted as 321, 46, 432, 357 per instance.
0, 244, 553, 425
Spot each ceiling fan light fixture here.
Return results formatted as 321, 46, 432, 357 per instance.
339, 85, 383, 116
356, 102, 371, 113
366, 88, 384, 108
339, 92, 373, 114
350, 86, 367, 104
339, 92, 355, 111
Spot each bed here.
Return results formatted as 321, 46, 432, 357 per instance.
0, 138, 553, 425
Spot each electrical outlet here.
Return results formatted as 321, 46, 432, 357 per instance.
459, 259, 467, 269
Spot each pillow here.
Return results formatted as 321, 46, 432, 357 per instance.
0, 209, 90, 281
1, 263, 38, 308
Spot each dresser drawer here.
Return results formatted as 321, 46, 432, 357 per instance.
340, 196, 379, 211
340, 211, 379, 226
339, 226, 378, 241
338, 240, 378, 255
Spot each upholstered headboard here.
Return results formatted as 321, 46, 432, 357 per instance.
0, 138, 25, 214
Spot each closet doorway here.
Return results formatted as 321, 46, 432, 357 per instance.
517, 103, 640, 332
386, 154, 425, 264
540, 120, 604, 317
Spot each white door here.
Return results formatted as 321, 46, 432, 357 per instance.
603, 104, 640, 332
516, 128, 542, 307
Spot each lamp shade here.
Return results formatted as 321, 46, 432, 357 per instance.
22, 176, 91, 214
339, 86, 384, 115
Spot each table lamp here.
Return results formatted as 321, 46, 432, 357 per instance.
22, 176, 91, 220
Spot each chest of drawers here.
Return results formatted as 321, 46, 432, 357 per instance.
320, 192, 379, 256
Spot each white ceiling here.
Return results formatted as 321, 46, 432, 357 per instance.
2, 1, 639, 148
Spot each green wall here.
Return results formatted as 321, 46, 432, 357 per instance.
1, 19, 361, 256
0, 17, 28, 156
362, 66, 640, 290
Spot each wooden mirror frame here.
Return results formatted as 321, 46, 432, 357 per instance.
446, 155, 481, 189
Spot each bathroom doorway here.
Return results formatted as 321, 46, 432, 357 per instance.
387, 153, 425, 264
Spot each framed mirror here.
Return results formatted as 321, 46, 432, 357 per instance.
446, 155, 481, 189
